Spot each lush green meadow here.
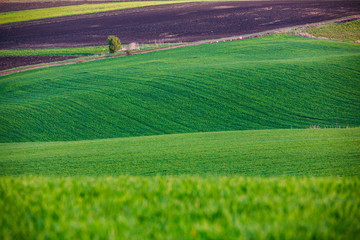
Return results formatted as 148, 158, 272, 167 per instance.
1, 128, 359, 176
304, 19, 360, 43
1, 176, 359, 239
1, 35, 359, 142
0, 1, 190, 24
1, 35, 360, 239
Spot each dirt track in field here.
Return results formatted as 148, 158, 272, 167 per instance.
1, 1, 359, 49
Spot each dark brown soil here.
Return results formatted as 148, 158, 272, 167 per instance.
1, 1, 359, 49
0, 56, 78, 71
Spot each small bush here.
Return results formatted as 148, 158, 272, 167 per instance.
107, 36, 121, 53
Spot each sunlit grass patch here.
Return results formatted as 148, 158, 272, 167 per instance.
303, 20, 360, 43
0, 1, 189, 24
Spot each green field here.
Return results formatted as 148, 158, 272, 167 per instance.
0, 43, 180, 57
1, 128, 359, 176
1, 34, 360, 239
0, 46, 107, 56
1, 176, 359, 239
1, 35, 359, 142
0, 1, 191, 24
304, 19, 360, 43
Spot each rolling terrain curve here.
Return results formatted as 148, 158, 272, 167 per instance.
0, 35, 359, 142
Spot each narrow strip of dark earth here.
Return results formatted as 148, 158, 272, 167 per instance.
0, 56, 78, 71
1, 1, 359, 48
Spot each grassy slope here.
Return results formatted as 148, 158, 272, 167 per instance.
1, 128, 359, 239
1, 176, 359, 239
1, 128, 359, 176
1, 34, 359, 240
304, 20, 360, 43
1, 35, 359, 142
0, 1, 191, 24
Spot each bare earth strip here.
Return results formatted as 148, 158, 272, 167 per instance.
0, 56, 78, 71
1, 1, 359, 49
1, 15, 358, 77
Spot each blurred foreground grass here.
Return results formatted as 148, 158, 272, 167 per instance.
1, 176, 359, 239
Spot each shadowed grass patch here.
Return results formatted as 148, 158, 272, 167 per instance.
1, 128, 359, 176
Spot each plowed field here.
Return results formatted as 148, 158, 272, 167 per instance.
1, 1, 359, 49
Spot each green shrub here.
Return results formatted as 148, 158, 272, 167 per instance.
107, 35, 121, 53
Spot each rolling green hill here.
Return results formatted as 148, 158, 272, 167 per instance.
1, 128, 359, 176
1, 35, 359, 143
1, 34, 360, 240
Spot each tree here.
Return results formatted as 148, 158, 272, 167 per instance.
107, 35, 121, 53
